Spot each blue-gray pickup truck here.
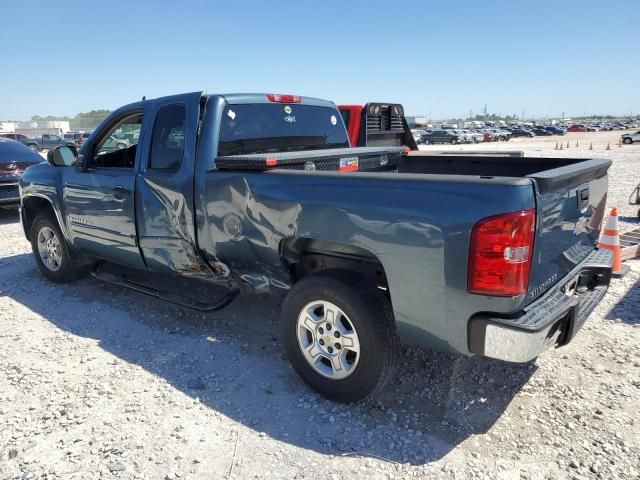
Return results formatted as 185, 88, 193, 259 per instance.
19, 92, 613, 402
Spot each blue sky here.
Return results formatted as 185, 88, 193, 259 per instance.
1, 0, 638, 120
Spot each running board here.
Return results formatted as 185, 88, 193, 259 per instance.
91, 264, 239, 312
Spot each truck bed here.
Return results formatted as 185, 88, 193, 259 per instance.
399, 154, 609, 192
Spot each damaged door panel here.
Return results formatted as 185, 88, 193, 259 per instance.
135, 92, 227, 279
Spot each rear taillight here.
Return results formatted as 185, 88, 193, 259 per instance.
266, 94, 302, 103
468, 209, 536, 296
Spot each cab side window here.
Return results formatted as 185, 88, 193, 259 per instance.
148, 104, 186, 171
92, 113, 143, 169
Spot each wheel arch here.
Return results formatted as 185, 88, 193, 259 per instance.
280, 237, 390, 296
21, 194, 63, 242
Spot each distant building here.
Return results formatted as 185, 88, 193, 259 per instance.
13, 120, 70, 137
0, 122, 16, 133
406, 116, 431, 127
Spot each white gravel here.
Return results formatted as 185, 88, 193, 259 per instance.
1, 132, 639, 479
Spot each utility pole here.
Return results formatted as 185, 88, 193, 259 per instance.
483, 104, 487, 121
521, 109, 525, 121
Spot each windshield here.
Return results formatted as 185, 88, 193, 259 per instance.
218, 103, 349, 156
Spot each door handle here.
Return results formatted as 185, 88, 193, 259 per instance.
577, 186, 589, 210
112, 185, 129, 199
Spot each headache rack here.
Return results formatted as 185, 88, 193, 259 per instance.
361, 103, 418, 150
215, 146, 406, 172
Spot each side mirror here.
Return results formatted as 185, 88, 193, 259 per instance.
47, 145, 77, 167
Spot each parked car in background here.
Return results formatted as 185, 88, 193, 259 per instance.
533, 127, 553, 136
40, 134, 77, 150
411, 129, 427, 144
511, 128, 535, 138
487, 128, 511, 141
0, 133, 41, 151
0, 138, 43, 207
621, 130, 640, 144
473, 129, 495, 142
567, 124, 590, 132
544, 126, 566, 135
421, 129, 465, 144
100, 134, 130, 152
450, 129, 474, 143
0, 133, 75, 151
459, 129, 483, 143
63, 132, 83, 146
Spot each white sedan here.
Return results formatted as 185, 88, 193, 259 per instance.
622, 130, 640, 144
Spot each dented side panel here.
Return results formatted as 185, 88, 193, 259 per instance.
196, 168, 535, 355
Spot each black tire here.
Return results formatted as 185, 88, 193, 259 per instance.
31, 214, 88, 283
450, 138, 458, 145
116, 142, 127, 150
623, 137, 633, 144
28, 144, 39, 152
281, 270, 399, 403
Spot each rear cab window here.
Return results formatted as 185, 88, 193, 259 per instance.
148, 104, 186, 171
218, 103, 349, 156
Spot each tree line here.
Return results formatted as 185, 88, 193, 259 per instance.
30, 110, 113, 130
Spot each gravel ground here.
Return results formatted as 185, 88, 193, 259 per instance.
1, 131, 639, 479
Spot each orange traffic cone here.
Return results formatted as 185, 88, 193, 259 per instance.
606, 142, 611, 150
598, 207, 629, 278
554, 141, 559, 150
566, 140, 570, 148
559, 142, 563, 150
589, 142, 593, 150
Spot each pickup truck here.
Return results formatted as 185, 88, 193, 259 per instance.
20, 92, 613, 403
40, 134, 78, 150
0, 133, 76, 151
0, 133, 42, 151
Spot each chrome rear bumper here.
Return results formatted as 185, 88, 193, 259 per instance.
468, 249, 613, 363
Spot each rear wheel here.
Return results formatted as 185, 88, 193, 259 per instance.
31, 214, 88, 283
282, 271, 399, 403
450, 138, 458, 145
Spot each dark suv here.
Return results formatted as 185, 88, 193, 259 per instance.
421, 129, 464, 144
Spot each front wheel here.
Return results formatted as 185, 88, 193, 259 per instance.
282, 271, 399, 403
623, 137, 633, 144
31, 214, 88, 283
29, 144, 39, 152
450, 138, 458, 145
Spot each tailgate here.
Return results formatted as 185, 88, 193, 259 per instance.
526, 159, 611, 303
